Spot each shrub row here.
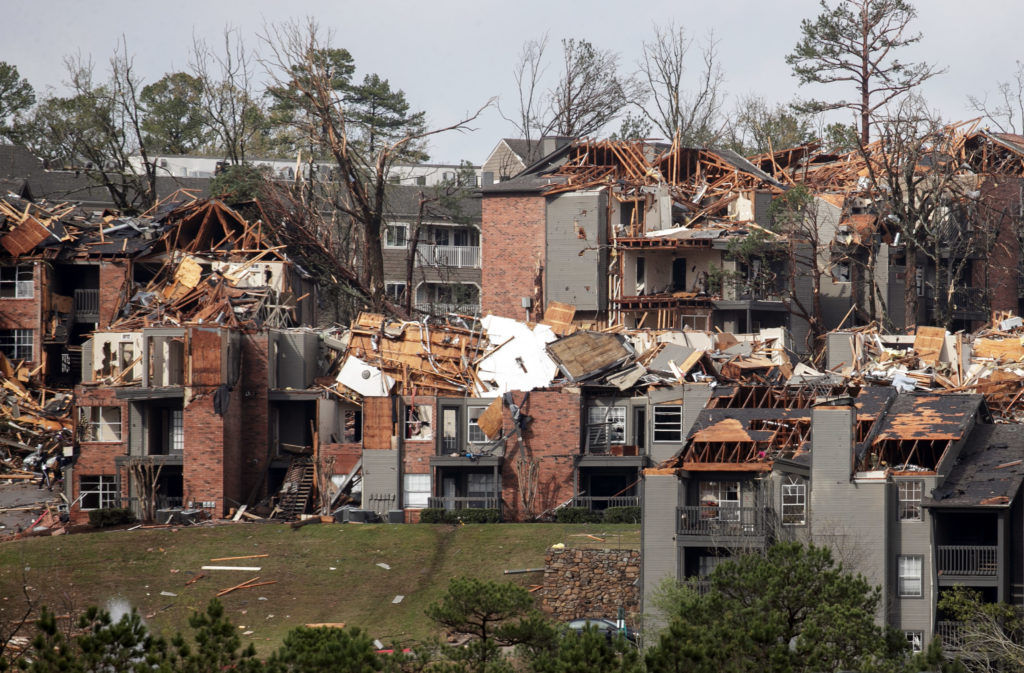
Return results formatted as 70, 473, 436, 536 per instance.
419, 508, 501, 524
88, 507, 137, 528
555, 506, 641, 524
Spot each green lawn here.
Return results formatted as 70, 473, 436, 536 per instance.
0, 522, 639, 654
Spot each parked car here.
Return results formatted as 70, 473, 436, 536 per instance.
564, 618, 638, 645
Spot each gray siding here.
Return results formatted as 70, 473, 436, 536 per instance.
270, 331, 318, 390
128, 403, 144, 456
362, 449, 400, 516
826, 332, 856, 371
642, 473, 681, 632
545, 192, 607, 311
891, 475, 937, 638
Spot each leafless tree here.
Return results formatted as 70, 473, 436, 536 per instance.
637, 23, 726, 146
787, 0, 942, 145
190, 26, 265, 165
260, 19, 489, 311
503, 37, 641, 144
969, 60, 1024, 134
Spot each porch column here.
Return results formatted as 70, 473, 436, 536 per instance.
999, 510, 1009, 603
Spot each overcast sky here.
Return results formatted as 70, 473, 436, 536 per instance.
4, 0, 1023, 164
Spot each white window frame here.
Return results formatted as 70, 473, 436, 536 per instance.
898, 480, 923, 521
385, 223, 408, 248
0, 266, 33, 298
170, 409, 184, 452
653, 405, 683, 442
587, 405, 626, 448
0, 329, 32, 360
467, 406, 487, 443
404, 473, 431, 509
904, 631, 923, 653
781, 475, 807, 526
898, 555, 923, 597
80, 475, 119, 510
79, 406, 122, 443
385, 282, 407, 302
699, 481, 740, 522
405, 404, 433, 441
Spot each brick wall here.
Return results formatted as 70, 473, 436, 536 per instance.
320, 442, 362, 475
975, 177, 1023, 319
481, 194, 547, 321
501, 389, 580, 521
72, 386, 129, 506
97, 261, 128, 328
541, 548, 641, 621
0, 260, 44, 365
183, 390, 227, 514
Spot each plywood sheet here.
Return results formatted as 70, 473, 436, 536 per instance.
476, 397, 503, 439
913, 326, 945, 365
973, 337, 1024, 362
362, 397, 394, 450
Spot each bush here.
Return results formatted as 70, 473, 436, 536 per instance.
555, 507, 601, 524
88, 507, 136, 528
603, 506, 641, 523
418, 508, 501, 524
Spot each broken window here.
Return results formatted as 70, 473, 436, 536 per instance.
441, 406, 459, 452
898, 556, 923, 597
781, 475, 807, 525
467, 406, 487, 443
833, 260, 851, 283
898, 480, 923, 521
385, 224, 408, 247
79, 406, 122, 443
653, 405, 683, 442
405, 404, 433, 441
0, 265, 33, 298
385, 283, 407, 303
587, 406, 626, 451
0, 329, 32, 360
904, 631, 923, 653
343, 409, 362, 443
80, 475, 118, 509
404, 473, 430, 508
699, 481, 740, 522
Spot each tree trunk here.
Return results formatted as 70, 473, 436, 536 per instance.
903, 242, 918, 330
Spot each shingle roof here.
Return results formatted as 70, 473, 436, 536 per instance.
926, 424, 1024, 508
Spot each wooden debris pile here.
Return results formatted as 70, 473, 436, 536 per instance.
0, 352, 73, 479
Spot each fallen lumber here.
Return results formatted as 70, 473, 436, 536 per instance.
216, 576, 261, 597
209, 554, 269, 562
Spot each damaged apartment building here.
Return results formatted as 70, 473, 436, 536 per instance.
0, 192, 325, 519
480, 128, 1024, 349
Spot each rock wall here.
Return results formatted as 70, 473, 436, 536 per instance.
541, 548, 640, 620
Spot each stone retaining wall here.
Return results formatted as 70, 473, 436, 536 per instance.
541, 547, 640, 620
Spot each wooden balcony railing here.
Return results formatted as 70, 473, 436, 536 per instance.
73, 288, 100, 322
935, 621, 963, 651
417, 245, 481, 268
427, 496, 501, 511
936, 545, 998, 576
571, 495, 640, 511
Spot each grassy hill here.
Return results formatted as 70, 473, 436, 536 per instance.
0, 522, 639, 654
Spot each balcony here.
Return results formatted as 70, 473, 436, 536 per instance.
415, 302, 481, 317
571, 495, 640, 510
677, 505, 766, 537
73, 288, 100, 322
428, 496, 501, 511
936, 545, 998, 577
417, 244, 480, 268
935, 621, 963, 651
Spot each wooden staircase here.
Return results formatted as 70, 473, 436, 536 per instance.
277, 457, 314, 519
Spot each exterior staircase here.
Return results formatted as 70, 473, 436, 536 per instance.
277, 457, 314, 519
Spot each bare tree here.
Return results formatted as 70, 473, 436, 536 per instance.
261, 19, 488, 310
190, 26, 265, 165
969, 60, 1024, 134
637, 23, 726, 146
787, 0, 942, 145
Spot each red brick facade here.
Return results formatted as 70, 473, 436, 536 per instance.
481, 194, 547, 321
974, 177, 1023, 318
0, 260, 44, 365
72, 386, 129, 507
97, 261, 129, 329
500, 388, 580, 521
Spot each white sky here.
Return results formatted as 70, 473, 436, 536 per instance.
3, 0, 1022, 164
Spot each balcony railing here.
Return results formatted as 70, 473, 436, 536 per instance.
571, 495, 640, 511
677, 505, 766, 537
935, 621, 963, 651
428, 496, 501, 511
415, 302, 481, 317
936, 545, 998, 576
417, 244, 480, 268
73, 288, 100, 322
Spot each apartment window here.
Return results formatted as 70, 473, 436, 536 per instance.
415, 176, 426, 186
899, 480, 923, 521
0, 266, 33, 298
404, 473, 431, 509
467, 406, 487, 443
80, 475, 118, 510
170, 409, 184, 452
433, 227, 450, 246
904, 631, 923, 653
587, 406, 626, 449
699, 481, 740, 521
653, 405, 683, 442
898, 556, 923, 597
781, 475, 807, 525
385, 224, 408, 248
441, 406, 459, 452
385, 282, 407, 302
79, 406, 122, 443
0, 329, 32, 360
